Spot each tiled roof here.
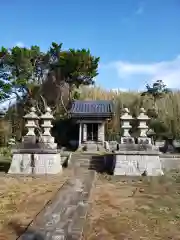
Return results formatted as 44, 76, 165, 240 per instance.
70, 100, 114, 118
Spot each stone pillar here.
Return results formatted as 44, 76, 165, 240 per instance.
79, 122, 82, 146
101, 123, 105, 142
121, 108, 134, 144
23, 107, 39, 143
40, 107, 57, 149
98, 123, 105, 142
137, 108, 151, 145
83, 123, 87, 142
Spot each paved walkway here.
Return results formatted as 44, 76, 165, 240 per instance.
18, 161, 95, 240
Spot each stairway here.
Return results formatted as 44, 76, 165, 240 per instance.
70, 151, 110, 173
70, 152, 95, 168
79, 141, 107, 153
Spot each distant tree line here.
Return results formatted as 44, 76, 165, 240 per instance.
0, 42, 179, 146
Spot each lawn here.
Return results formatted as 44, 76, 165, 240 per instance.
0, 169, 72, 240
83, 171, 180, 240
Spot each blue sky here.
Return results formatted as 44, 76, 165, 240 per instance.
1, 0, 180, 91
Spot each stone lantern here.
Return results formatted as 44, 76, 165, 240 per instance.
40, 107, 57, 149
147, 128, 156, 145
24, 107, 39, 143
137, 108, 151, 144
121, 108, 134, 144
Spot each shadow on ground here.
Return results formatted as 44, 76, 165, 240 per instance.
89, 154, 116, 175
8, 220, 45, 240
0, 161, 10, 173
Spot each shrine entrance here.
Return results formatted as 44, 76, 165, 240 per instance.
87, 123, 98, 141
69, 100, 114, 147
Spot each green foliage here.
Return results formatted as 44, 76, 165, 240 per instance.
0, 42, 99, 115
72, 90, 81, 100
46, 42, 99, 96
141, 80, 171, 111
0, 45, 45, 102
0, 42, 99, 139
0, 147, 12, 159
142, 80, 171, 98
149, 119, 169, 139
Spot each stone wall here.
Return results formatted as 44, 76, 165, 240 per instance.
160, 154, 180, 170
114, 152, 163, 176
113, 154, 180, 175
88, 153, 180, 176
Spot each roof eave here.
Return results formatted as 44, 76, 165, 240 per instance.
70, 113, 114, 119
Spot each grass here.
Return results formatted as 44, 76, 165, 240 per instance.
83, 170, 180, 240
0, 169, 72, 239
0, 147, 12, 173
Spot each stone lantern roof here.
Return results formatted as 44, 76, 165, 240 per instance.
24, 107, 39, 120
40, 107, 54, 120
121, 108, 133, 120
137, 108, 149, 120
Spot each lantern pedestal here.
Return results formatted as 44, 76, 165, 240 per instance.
138, 137, 151, 145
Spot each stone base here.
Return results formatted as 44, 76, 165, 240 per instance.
8, 153, 62, 174
138, 137, 152, 145
114, 152, 163, 176
23, 135, 36, 143
121, 137, 135, 144
40, 135, 57, 149
82, 142, 98, 152
81, 141, 106, 152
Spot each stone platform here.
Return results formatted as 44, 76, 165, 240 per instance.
114, 150, 163, 176
8, 141, 62, 174
8, 152, 62, 174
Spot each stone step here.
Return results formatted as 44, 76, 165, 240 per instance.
72, 155, 93, 159
71, 157, 104, 165
71, 157, 90, 161
72, 159, 90, 163
71, 154, 99, 159
73, 152, 102, 156
72, 156, 91, 159
70, 153, 105, 169
72, 157, 103, 163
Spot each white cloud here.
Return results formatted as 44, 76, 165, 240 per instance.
111, 88, 128, 92
105, 55, 180, 89
14, 42, 25, 47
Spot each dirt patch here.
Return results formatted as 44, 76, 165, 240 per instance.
0, 169, 72, 239
83, 171, 180, 240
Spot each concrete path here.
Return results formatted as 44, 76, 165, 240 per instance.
18, 157, 95, 240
